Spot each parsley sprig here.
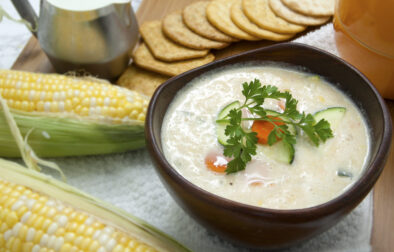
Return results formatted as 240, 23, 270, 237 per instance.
219, 79, 333, 174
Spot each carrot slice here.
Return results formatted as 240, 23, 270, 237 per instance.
251, 116, 284, 145
205, 153, 228, 173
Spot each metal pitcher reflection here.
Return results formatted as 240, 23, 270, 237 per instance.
11, 0, 139, 79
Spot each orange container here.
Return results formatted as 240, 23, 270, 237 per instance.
334, 0, 394, 99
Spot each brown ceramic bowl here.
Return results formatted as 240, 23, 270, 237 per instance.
145, 43, 392, 249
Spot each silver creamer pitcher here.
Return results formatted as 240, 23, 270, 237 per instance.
11, 0, 139, 79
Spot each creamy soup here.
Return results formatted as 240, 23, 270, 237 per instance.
162, 65, 369, 209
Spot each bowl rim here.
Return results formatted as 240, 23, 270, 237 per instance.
146, 42, 392, 218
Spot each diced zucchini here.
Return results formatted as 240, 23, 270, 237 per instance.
258, 140, 295, 164
314, 107, 346, 130
337, 169, 353, 178
217, 123, 229, 145
217, 101, 240, 120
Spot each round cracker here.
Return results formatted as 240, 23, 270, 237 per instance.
207, 0, 259, 41
231, 0, 294, 41
133, 43, 215, 77
269, 0, 330, 26
117, 64, 168, 97
162, 11, 229, 50
243, 0, 305, 34
139, 21, 209, 62
282, 0, 335, 16
183, 1, 238, 43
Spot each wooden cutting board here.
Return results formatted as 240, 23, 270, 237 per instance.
11, 0, 394, 251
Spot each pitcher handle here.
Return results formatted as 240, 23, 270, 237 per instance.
10, 0, 38, 37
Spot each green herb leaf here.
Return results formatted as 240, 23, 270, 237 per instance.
314, 118, 333, 142
221, 79, 334, 174
226, 157, 246, 174
268, 130, 278, 145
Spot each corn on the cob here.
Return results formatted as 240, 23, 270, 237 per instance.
0, 70, 149, 157
0, 158, 190, 252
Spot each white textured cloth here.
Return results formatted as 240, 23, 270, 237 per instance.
49, 23, 372, 252
1, 0, 372, 251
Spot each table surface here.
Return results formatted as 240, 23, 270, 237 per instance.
7, 0, 394, 251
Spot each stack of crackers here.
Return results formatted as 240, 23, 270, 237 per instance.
118, 0, 334, 96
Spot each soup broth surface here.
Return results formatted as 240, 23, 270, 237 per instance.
162, 65, 369, 209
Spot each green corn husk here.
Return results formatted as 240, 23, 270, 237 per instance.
0, 110, 145, 157
0, 69, 148, 158
0, 158, 191, 252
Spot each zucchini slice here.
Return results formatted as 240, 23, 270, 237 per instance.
314, 107, 346, 130
258, 140, 295, 164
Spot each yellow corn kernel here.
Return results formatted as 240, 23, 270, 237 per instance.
0, 195, 8, 205
37, 196, 48, 203
113, 244, 125, 252
4, 196, 17, 209
42, 219, 52, 231
59, 243, 73, 252
84, 226, 95, 236
55, 227, 65, 236
0, 175, 160, 252
64, 232, 75, 243
38, 205, 49, 216
0, 69, 148, 125
137, 114, 146, 121
80, 237, 92, 250
73, 236, 83, 247
21, 242, 34, 252
32, 215, 45, 229
91, 221, 105, 229
76, 224, 86, 235
11, 237, 22, 251
6, 211, 18, 227
18, 225, 28, 240
62, 207, 73, 215
16, 206, 28, 217
66, 222, 79, 232
0, 222, 8, 232
33, 230, 44, 244
6, 236, 15, 249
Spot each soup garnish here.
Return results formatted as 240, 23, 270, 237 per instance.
162, 65, 369, 209
216, 79, 336, 174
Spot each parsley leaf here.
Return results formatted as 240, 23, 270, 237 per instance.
314, 118, 333, 142
221, 79, 334, 174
